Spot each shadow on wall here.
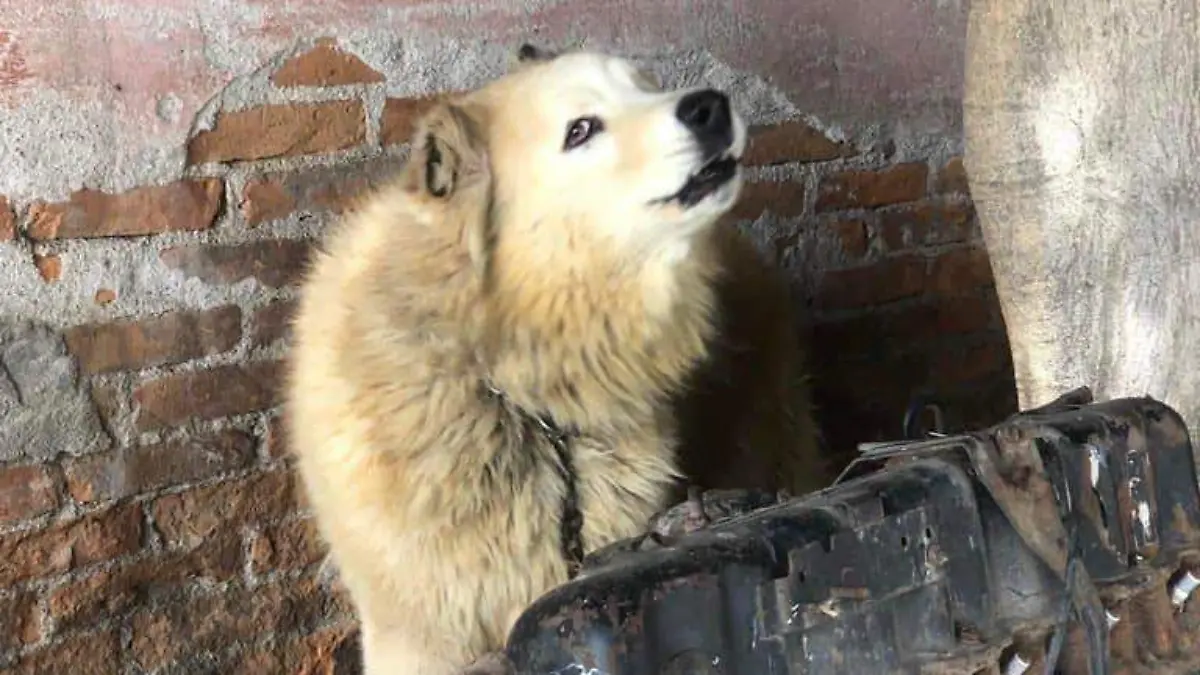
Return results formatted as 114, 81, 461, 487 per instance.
0, 35, 1013, 673
789, 158, 1019, 471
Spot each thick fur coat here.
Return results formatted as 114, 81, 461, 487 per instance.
285, 47, 823, 674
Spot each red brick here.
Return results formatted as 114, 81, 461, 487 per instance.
187, 101, 366, 165
133, 360, 283, 432
744, 120, 855, 165
812, 293, 997, 356
6, 629, 120, 675
816, 255, 927, 310
931, 246, 994, 294
0, 195, 14, 241
265, 415, 289, 460
381, 95, 446, 146
159, 238, 313, 289
833, 218, 869, 258
936, 294, 999, 334
26, 179, 224, 240
47, 534, 241, 630
933, 341, 1012, 388
936, 156, 970, 195
0, 502, 142, 588
251, 516, 324, 574
93, 288, 117, 306
227, 624, 360, 675
129, 576, 349, 671
728, 179, 806, 221
0, 590, 41, 651
879, 200, 976, 250
33, 253, 61, 282
272, 38, 384, 87
64, 430, 258, 504
815, 163, 928, 212
813, 352, 932, 407
253, 299, 298, 347
151, 469, 300, 549
242, 156, 400, 225
0, 464, 59, 526
64, 306, 242, 375
242, 179, 295, 226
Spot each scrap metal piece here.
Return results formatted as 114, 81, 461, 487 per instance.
503, 394, 1200, 674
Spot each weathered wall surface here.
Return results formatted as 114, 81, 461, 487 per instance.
0, 1, 1015, 672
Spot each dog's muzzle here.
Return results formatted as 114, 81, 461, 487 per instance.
653, 89, 741, 209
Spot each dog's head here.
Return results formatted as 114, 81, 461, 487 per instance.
403, 46, 748, 260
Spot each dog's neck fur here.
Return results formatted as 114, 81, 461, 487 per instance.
480, 220, 722, 435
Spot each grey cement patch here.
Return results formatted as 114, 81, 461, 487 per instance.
0, 320, 110, 461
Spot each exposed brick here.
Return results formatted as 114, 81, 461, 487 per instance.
130, 576, 349, 671
272, 38, 384, 87
833, 218, 869, 258
812, 295, 997, 357
6, 629, 120, 675
813, 352, 933, 412
0, 502, 142, 588
816, 255, 927, 310
936, 156, 971, 195
931, 246, 994, 294
47, 534, 241, 630
133, 359, 283, 432
152, 469, 300, 549
381, 95, 444, 146
0, 464, 59, 525
815, 163, 928, 212
936, 293, 1000, 334
94, 288, 117, 306
64, 306, 242, 375
0, 195, 14, 241
26, 179, 224, 240
227, 624, 360, 675
253, 299, 298, 347
880, 200, 976, 250
188, 101, 366, 165
242, 179, 295, 226
0, 590, 40, 651
33, 253, 61, 282
159, 238, 313, 289
933, 341, 1012, 389
744, 120, 855, 165
251, 516, 324, 574
729, 179, 806, 221
265, 415, 289, 460
64, 430, 258, 503
242, 156, 400, 225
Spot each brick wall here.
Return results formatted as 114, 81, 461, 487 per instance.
0, 31, 1013, 674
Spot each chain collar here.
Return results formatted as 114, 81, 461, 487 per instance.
481, 380, 586, 578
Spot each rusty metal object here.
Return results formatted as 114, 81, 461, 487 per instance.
502, 393, 1200, 674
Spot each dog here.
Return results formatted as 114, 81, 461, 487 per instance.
285, 44, 823, 674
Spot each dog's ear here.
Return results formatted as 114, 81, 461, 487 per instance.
517, 43, 557, 62
510, 43, 559, 70
405, 101, 489, 199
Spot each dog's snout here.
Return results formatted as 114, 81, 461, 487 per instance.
675, 89, 733, 157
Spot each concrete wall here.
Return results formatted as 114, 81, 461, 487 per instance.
0, 1, 1014, 671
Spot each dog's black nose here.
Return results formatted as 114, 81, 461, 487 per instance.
675, 89, 733, 157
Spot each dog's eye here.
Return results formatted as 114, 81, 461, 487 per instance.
563, 116, 604, 151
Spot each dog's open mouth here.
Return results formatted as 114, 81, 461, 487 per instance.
656, 154, 740, 208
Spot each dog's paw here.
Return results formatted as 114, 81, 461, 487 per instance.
460, 651, 514, 675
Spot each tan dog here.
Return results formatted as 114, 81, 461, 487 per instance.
285, 45, 823, 675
